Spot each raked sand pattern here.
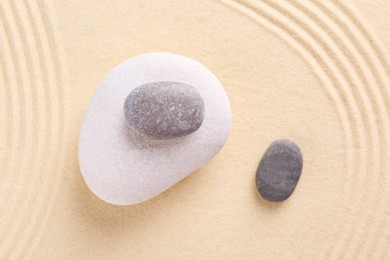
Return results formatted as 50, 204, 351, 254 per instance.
0, 1, 66, 259
220, 1, 390, 258
0, 0, 389, 259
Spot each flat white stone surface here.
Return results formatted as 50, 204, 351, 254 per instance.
78, 53, 231, 205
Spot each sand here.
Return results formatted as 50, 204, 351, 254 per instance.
0, 0, 390, 259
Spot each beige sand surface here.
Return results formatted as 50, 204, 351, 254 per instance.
0, 0, 389, 259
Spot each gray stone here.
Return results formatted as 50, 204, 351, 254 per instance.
124, 81, 205, 140
256, 140, 303, 202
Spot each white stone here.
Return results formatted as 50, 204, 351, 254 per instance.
78, 53, 231, 205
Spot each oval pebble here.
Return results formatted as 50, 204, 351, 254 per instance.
124, 81, 205, 140
78, 53, 231, 205
256, 140, 303, 202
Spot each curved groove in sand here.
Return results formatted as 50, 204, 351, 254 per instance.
22, 1, 66, 258
0, 1, 32, 256
0, 6, 15, 194
248, 2, 375, 258
0, 0, 388, 257
310, 1, 389, 258
0, 1, 48, 258
269, 1, 387, 258
2, 1, 51, 258
259, 2, 383, 257
0, 31, 11, 176
0, 0, 66, 258
326, 2, 390, 258
321, 0, 390, 258
298, 1, 390, 257
222, 0, 390, 258
217, 2, 357, 223
0, 10, 18, 255
220, 0, 363, 252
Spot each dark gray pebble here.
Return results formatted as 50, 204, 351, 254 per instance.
256, 140, 303, 202
124, 81, 205, 140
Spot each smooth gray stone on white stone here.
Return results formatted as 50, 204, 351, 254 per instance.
124, 81, 205, 140
78, 53, 231, 205
256, 140, 303, 202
